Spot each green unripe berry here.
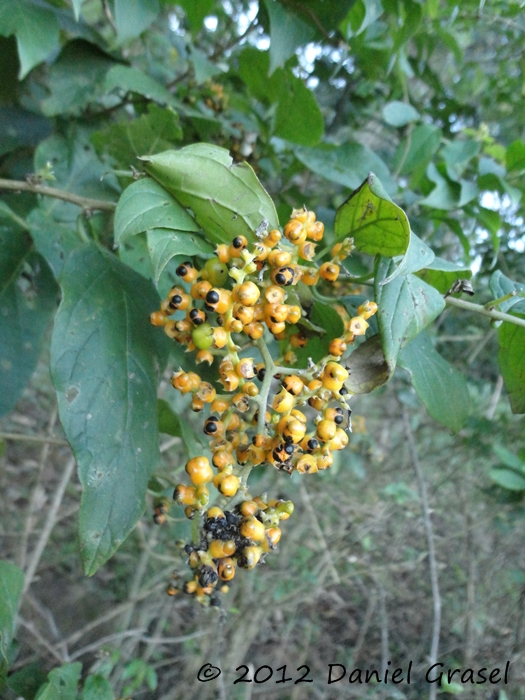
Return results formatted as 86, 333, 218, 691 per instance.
201, 257, 229, 287
192, 322, 214, 350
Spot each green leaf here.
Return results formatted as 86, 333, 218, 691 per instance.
498, 314, 525, 414
395, 124, 441, 175
399, 330, 470, 432
291, 302, 344, 369
114, 0, 159, 43
35, 130, 119, 226
416, 257, 472, 294
0, 228, 58, 418
176, 0, 214, 34
492, 444, 525, 471
82, 674, 115, 700
0, 560, 24, 688
375, 257, 446, 369
72, 0, 84, 21
114, 178, 199, 244
273, 70, 324, 146
490, 468, 525, 492
264, 0, 315, 75
190, 47, 225, 84
0, 103, 51, 158
92, 104, 182, 170
442, 139, 480, 181
420, 163, 459, 210
147, 229, 213, 282
286, 0, 355, 33
475, 206, 501, 254
158, 399, 206, 458
118, 233, 154, 281
27, 208, 81, 280
489, 271, 525, 314
35, 663, 82, 700
342, 0, 384, 37
297, 145, 396, 195
380, 231, 435, 285
238, 47, 275, 103
42, 40, 117, 117
50, 244, 169, 575
104, 65, 175, 106
382, 101, 420, 127
345, 334, 393, 394
140, 143, 279, 246
7, 663, 48, 700
334, 174, 410, 256
0, 0, 60, 78
506, 139, 525, 172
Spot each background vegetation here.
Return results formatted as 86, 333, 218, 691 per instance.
0, 0, 524, 698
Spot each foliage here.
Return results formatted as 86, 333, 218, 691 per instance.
0, 0, 524, 697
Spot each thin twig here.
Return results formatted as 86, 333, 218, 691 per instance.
352, 589, 378, 664
18, 617, 65, 664
486, 375, 504, 420
23, 457, 77, 594
55, 580, 169, 650
17, 406, 60, 570
445, 295, 525, 329
69, 629, 147, 661
299, 482, 340, 585
1, 431, 69, 446
378, 584, 389, 677
402, 408, 441, 700
0, 178, 116, 212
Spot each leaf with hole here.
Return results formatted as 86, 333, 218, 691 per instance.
334, 173, 410, 257
50, 244, 170, 575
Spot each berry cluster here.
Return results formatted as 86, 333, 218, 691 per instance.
149, 208, 378, 604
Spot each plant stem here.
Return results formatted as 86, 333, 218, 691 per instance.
402, 408, 441, 700
485, 290, 524, 310
0, 178, 117, 212
254, 337, 275, 436
445, 295, 525, 328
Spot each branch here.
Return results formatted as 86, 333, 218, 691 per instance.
445, 295, 525, 329
402, 408, 441, 700
0, 178, 117, 212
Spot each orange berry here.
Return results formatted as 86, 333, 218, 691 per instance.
185, 456, 213, 486
319, 262, 340, 282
